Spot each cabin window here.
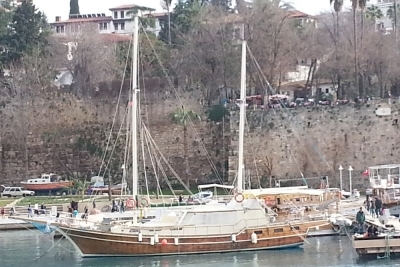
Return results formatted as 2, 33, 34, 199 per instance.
254, 230, 263, 234
274, 228, 284, 233
295, 198, 300, 202
42, 180, 45, 182
292, 226, 300, 230
277, 198, 281, 205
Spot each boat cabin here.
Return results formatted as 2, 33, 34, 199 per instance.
25, 173, 60, 184
367, 164, 400, 204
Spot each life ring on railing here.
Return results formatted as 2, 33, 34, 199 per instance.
387, 179, 393, 187
126, 198, 136, 209
140, 197, 150, 207
234, 193, 244, 203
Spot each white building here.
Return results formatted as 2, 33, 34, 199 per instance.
367, 0, 395, 31
50, 4, 166, 37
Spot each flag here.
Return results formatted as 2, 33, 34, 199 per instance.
362, 169, 369, 177
128, 101, 133, 106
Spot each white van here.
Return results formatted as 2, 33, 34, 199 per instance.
2, 187, 35, 198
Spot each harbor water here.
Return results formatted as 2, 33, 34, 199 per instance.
1, 230, 399, 267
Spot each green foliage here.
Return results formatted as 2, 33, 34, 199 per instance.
170, 106, 201, 126
366, 5, 383, 22
1, 1, 49, 66
207, 104, 228, 122
69, 0, 80, 15
127, 5, 156, 29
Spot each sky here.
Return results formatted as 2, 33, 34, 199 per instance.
31, 0, 351, 23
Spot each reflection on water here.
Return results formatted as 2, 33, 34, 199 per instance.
0, 230, 399, 267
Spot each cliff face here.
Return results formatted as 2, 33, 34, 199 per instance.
229, 101, 400, 189
2, 80, 399, 192
0, 80, 229, 188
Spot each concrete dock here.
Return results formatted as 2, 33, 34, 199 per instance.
0, 217, 35, 230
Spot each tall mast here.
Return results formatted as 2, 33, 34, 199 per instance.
237, 34, 246, 193
131, 15, 139, 199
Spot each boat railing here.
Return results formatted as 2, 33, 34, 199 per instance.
111, 217, 271, 237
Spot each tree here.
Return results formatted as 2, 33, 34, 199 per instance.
2, 1, 49, 65
330, 0, 344, 98
69, 0, 80, 15
387, 3, 400, 37
263, 156, 274, 188
57, 25, 122, 97
351, 0, 360, 98
170, 107, 200, 187
366, 5, 383, 25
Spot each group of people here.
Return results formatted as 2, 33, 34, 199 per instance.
364, 195, 383, 218
27, 203, 47, 217
111, 199, 125, 213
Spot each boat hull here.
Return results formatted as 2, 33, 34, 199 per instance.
21, 181, 71, 193
57, 220, 331, 257
353, 235, 400, 256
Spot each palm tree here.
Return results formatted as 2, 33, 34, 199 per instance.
359, 0, 367, 98
170, 106, 200, 188
330, 0, 344, 98
350, 0, 360, 98
387, 3, 400, 38
161, 0, 172, 45
366, 5, 383, 25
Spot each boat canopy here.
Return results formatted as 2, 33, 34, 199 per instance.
197, 184, 235, 190
243, 187, 326, 197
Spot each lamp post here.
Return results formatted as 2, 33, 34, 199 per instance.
348, 166, 353, 198
339, 165, 343, 192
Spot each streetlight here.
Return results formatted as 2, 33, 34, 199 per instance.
348, 166, 353, 198
339, 165, 343, 193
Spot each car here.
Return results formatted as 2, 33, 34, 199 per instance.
2, 187, 35, 198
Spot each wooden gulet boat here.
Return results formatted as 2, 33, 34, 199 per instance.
13, 16, 334, 257
21, 173, 71, 195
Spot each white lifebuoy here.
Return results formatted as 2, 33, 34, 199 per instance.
140, 197, 150, 207
234, 193, 244, 203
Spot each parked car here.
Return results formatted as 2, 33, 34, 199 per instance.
2, 187, 35, 198
366, 188, 373, 196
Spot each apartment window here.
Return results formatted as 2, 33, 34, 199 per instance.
60, 25, 65, 33
114, 11, 118, 19
56, 26, 60, 33
101, 23, 107, 30
120, 11, 124, 19
121, 22, 125, 30
325, 88, 329, 94
114, 23, 118, 30
99, 23, 104, 30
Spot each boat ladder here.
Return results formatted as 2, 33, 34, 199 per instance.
377, 234, 393, 260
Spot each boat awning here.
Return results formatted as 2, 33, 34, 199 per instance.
243, 187, 326, 197
197, 184, 235, 190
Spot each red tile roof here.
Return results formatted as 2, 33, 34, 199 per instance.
288, 10, 313, 19
51, 16, 113, 25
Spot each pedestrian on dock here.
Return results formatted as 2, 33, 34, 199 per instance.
27, 205, 33, 218
120, 200, 124, 213
356, 207, 366, 234
1, 207, 4, 218
370, 200, 375, 218
375, 197, 382, 217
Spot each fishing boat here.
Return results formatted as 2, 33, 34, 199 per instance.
352, 208, 400, 258
364, 164, 400, 216
21, 173, 71, 195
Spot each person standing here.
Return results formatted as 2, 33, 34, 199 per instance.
356, 207, 366, 234
375, 197, 382, 217
370, 199, 375, 218
1, 207, 4, 218
120, 200, 124, 213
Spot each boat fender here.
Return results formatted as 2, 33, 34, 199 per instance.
315, 226, 319, 231
126, 198, 136, 209
138, 232, 143, 242
332, 224, 340, 232
174, 237, 179, 246
161, 239, 168, 246
141, 197, 150, 207
251, 232, 258, 244
235, 193, 244, 203
154, 233, 159, 243
231, 234, 237, 242
143, 208, 148, 218
387, 179, 393, 187
150, 236, 155, 246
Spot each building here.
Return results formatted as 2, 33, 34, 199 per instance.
50, 4, 167, 37
367, 0, 395, 32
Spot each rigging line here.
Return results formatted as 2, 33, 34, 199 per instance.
140, 125, 150, 198
143, 123, 193, 196
97, 36, 133, 177
246, 45, 334, 180
139, 22, 224, 185
100, 105, 128, 181
144, 127, 165, 202
243, 116, 261, 188
144, 126, 175, 198
35, 228, 71, 262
